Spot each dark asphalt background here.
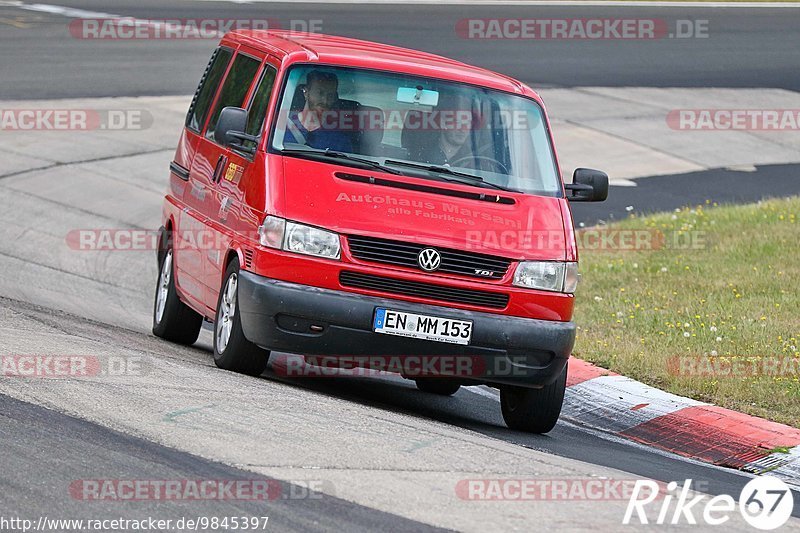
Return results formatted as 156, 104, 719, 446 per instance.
570, 163, 800, 226
1, 0, 797, 205
0, 0, 799, 99
0, 392, 450, 532
5, 297, 799, 522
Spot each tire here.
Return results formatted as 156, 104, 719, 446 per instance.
500, 362, 567, 434
213, 258, 269, 377
415, 378, 461, 396
152, 246, 203, 345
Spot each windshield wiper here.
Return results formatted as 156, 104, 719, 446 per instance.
384, 160, 513, 192
281, 148, 402, 175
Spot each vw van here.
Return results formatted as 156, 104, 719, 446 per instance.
154, 31, 608, 433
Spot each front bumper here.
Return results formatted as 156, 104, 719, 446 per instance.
237, 271, 575, 387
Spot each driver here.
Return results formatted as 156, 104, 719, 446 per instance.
284, 70, 353, 152
423, 92, 477, 167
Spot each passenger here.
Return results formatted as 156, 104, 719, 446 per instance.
424, 92, 477, 167
284, 70, 353, 152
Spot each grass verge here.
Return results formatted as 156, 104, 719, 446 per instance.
573, 196, 800, 427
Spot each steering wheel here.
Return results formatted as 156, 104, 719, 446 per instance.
450, 155, 509, 175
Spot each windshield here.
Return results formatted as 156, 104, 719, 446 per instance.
270, 65, 562, 196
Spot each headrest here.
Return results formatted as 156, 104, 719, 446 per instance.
290, 84, 307, 111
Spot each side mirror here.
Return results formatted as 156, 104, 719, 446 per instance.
214, 106, 254, 149
565, 168, 609, 202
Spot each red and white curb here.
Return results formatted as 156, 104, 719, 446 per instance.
564, 359, 800, 489
270, 353, 800, 489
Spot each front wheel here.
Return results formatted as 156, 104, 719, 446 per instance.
500, 362, 567, 434
213, 259, 269, 377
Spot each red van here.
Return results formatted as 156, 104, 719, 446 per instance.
154, 31, 607, 433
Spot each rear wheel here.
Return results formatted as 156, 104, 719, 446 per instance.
152, 246, 203, 345
213, 258, 269, 377
415, 378, 461, 396
500, 362, 567, 434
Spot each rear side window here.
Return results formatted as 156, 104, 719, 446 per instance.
205, 53, 261, 142
242, 66, 277, 150
186, 47, 232, 132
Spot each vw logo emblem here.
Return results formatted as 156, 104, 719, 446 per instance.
417, 248, 441, 272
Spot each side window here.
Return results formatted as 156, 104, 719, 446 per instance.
205, 53, 261, 142
186, 47, 232, 133
242, 66, 277, 150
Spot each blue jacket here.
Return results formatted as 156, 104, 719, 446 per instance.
283, 112, 353, 152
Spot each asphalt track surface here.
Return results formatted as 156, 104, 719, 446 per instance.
0, 0, 799, 99
3, 296, 798, 527
1, 0, 800, 530
569, 163, 800, 226
0, 391, 442, 532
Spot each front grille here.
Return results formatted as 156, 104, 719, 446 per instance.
339, 271, 509, 309
347, 235, 512, 280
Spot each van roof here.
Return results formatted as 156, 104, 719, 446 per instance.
224, 31, 539, 100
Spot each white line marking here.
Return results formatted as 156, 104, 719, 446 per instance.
17, 3, 119, 18
4, 0, 798, 11
610, 179, 638, 187
12, 3, 234, 38
189, 0, 800, 7
467, 385, 500, 400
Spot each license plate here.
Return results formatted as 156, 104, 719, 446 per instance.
373, 308, 473, 345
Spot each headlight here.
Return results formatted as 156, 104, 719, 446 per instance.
284, 221, 341, 259
513, 261, 578, 293
258, 216, 341, 260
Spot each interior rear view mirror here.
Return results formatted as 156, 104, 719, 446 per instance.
397, 86, 439, 106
